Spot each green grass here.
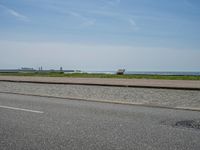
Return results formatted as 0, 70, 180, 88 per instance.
0, 72, 200, 80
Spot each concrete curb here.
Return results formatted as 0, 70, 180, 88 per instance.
0, 80, 200, 91
0, 91, 200, 112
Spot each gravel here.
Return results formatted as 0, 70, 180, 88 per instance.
0, 81, 200, 108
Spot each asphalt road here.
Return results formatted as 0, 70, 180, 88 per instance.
0, 93, 200, 150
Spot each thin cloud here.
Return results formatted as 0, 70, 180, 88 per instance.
0, 4, 28, 21
129, 19, 139, 31
45, 6, 96, 28
107, 0, 121, 6
81, 19, 96, 27
100, 0, 121, 9
89, 10, 122, 18
7, 9, 28, 21
69, 11, 95, 27
88, 9, 139, 31
183, 0, 193, 7
129, 19, 136, 26
69, 11, 82, 18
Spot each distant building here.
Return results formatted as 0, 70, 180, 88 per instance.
21, 67, 34, 71
20, 67, 36, 73
0, 67, 36, 73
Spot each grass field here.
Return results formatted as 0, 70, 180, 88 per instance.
0, 72, 200, 80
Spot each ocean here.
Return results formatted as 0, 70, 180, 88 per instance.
85, 71, 200, 76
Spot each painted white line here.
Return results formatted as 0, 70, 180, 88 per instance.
0, 105, 44, 114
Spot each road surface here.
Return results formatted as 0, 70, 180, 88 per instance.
0, 93, 200, 150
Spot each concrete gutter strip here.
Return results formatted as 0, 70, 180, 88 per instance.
0, 76, 200, 90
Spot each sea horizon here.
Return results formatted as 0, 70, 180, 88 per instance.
85, 71, 200, 76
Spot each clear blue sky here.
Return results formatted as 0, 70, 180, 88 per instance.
0, 0, 200, 71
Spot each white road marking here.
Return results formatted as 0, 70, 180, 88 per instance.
0, 105, 44, 114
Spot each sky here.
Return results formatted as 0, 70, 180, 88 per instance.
0, 0, 200, 71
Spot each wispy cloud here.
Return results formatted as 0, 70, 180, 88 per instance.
107, 0, 121, 6
183, 0, 193, 7
129, 18, 139, 31
100, 0, 121, 9
0, 4, 29, 21
68, 11, 96, 27
81, 19, 96, 27
89, 10, 122, 18
69, 11, 82, 18
45, 4, 95, 28
7, 9, 28, 21
88, 9, 139, 31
